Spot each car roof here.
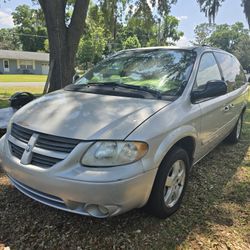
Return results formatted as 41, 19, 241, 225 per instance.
122, 45, 227, 54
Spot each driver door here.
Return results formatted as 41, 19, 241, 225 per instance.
194, 52, 230, 154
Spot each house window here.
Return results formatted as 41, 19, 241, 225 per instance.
3, 60, 9, 72
19, 60, 34, 70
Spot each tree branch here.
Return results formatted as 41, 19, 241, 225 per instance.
68, 0, 90, 51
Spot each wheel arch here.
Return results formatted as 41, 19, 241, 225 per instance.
174, 136, 196, 165
153, 125, 197, 169
242, 105, 247, 114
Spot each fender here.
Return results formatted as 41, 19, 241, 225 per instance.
153, 125, 198, 168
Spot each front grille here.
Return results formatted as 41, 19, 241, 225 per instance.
11, 123, 80, 153
11, 123, 32, 143
36, 134, 80, 153
31, 152, 61, 168
10, 123, 81, 168
9, 142, 24, 159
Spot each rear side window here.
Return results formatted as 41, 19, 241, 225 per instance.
194, 52, 221, 91
214, 52, 246, 91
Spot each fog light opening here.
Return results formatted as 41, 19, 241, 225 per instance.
85, 204, 109, 218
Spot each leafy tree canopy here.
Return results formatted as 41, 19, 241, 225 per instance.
192, 23, 216, 45
12, 4, 47, 51
0, 28, 21, 50
192, 22, 250, 71
209, 22, 249, 52
233, 35, 250, 71
193, 22, 249, 52
122, 35, 141, 49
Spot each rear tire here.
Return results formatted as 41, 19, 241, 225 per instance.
145, 147, 190, 219
226, 113, 243, 144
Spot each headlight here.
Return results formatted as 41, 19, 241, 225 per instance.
81, 141, 148, 167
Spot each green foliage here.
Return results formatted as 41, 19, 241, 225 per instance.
122, 35, 141, 49
44, 39, 49, 52
12, 4, 47, 52
160, 15, 184, 45
123, 3, 183, 47
0, 28, 21, 50
76, 2, 183, 67
192, 23, 216, 45
76, 4, 109, 68
7, 1, 183, 68
209, 22, 249, 52
193, 22, 250, 71
233, 35, 250, 71
126, 1, 156, 47
193, 22, 249, 52
77, 38, 95, 68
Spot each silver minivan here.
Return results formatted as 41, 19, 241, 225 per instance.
0, 46, 249, 218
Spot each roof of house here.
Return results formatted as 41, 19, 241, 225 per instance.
0, 50, 49, 62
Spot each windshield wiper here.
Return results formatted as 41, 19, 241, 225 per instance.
86, 81, 162, 99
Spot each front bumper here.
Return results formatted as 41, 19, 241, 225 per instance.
0, 135, 157, 217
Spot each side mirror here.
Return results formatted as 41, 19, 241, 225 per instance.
73, 74, 80, 83
191, 80, 227, 103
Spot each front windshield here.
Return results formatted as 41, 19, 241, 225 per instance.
75, 49, 196, 96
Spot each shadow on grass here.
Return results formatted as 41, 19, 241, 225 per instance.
0, 106, 249, 249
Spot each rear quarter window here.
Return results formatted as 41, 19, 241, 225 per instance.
214, 52, 246, 91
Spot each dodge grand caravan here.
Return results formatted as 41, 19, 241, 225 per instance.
0, 46, 249, 218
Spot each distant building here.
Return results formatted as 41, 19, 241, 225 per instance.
0, 50, 49, 75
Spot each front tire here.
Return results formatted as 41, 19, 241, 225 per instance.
145, 147, 190, 218
226, 113, 243, 144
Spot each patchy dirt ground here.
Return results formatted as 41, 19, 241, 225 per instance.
0, 104, 249, 250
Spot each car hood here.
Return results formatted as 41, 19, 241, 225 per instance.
12, 90, 170, 140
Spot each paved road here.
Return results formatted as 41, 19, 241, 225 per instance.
0, 82, 45, 87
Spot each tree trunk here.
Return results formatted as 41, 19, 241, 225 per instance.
38, 0, 89, 93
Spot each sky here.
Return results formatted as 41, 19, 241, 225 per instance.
171, 0, 248, 46
0, 0, 248, 46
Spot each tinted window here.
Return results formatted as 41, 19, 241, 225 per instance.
214, 52, 246, 91
194, 52, 221, 91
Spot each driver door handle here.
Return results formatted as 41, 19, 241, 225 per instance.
224, 105, 230, 112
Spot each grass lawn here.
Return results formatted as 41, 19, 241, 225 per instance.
0, 74, 47, 82
0, 91, 249, 249
0, 86, 44, 108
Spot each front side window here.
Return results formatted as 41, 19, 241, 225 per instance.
194, 52, 221, 91
214, 52, 246, 91
72, 49, 196, 99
